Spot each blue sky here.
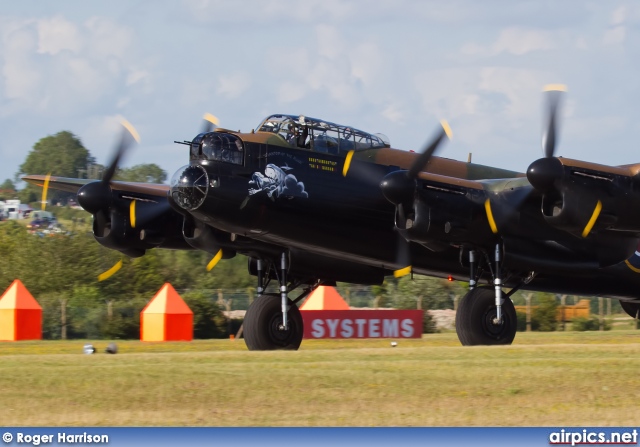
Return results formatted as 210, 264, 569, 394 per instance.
1, 1, 639, 184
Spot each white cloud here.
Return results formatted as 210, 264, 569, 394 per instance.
277, 81, 306, 103
610, 5, 627, 25
216, 72, 252, 99
37, 15, 82, 55
381, 102, 405, 124
83, 17, 133, 60
462, 27, 555, 56
603, 25, 626, 45
182, 0, 357, 24
492, 27, 555, 55
2, 24, 42, 104
126, 69, 149, 87
0, 13, 142, 118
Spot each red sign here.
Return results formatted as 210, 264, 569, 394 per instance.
301, 310, 423, 339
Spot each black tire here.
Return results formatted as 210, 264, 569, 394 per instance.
243, 294, 304, 351
456, 286, 517, 346
620, 300, 640, 319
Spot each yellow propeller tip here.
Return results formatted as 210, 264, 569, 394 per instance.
98, 260, 123, 282
203, 113, 220, 127
342, 150, 355, 177
543, 84, 567, 92
393, 266, 412, 278
120, 119, 141, 143
41, 173, 51, 211
484, 199, 499, 234
206, 249, 223, 271
440, 120, 453, 140
129, 200, 136, 229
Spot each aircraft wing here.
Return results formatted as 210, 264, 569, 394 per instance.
22, 174, 170, 198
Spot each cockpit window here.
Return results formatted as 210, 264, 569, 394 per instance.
256, 114, 390, 155
190, 131, 244, 165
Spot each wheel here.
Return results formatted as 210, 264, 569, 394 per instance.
455, 286, 517, 346
620, 300, 640, 319
243, 294, 304, 351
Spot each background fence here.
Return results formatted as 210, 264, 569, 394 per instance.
33, 283, 635, 340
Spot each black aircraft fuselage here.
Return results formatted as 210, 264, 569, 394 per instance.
168, 114, 640, 301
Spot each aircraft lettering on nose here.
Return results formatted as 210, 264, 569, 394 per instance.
23, 88, 640, 350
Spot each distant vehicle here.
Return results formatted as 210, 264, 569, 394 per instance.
29, 210, 54, 222
27, 219, 44, 230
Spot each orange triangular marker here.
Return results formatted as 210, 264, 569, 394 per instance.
0, 280, 42, 310
141, 283, 193, 315
140, 283, 193, 342
0, 279, 42, 341
300, 286, 350, 310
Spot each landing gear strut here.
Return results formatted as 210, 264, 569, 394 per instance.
243, 254, 316, 351
456, 244, 517, 345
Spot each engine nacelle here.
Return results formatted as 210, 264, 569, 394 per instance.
400, 191, 489, 251
529, 157, 640, 236
93, 206, 190, 257
182, 218, 236, 258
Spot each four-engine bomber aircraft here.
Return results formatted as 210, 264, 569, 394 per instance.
23, 86, 640, 349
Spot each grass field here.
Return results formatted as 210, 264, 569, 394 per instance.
2, 331, 640, 426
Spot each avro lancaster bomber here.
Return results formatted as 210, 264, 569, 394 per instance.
23, 86, 640, 349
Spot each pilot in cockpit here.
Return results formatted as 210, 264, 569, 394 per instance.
287, 123, 309, 149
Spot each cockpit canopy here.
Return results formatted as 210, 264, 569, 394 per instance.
256, 114, 390, 155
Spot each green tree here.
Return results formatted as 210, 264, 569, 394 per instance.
182, 291, 228, 338
115, 164, 167, 183
533, 294, 558, 331
0, 179, 15, 190
394, 275, 465, 310
0, 179, 16, 200
16, 131, 94, 203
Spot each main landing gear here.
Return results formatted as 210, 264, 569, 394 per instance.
456, 244, 517, 345
243, 254, 316, 351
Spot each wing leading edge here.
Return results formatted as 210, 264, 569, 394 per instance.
22, 174, 170, 198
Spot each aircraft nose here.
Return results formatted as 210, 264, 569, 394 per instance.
169, 165, 209, 210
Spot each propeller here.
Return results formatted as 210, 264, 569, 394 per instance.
76, 119, 140, 214
541, 84, 566, 158
378, 121, 453, 277
41, 173, 51, 211
202, 113, 219, 134
527, 85, 567, 193
380, 120, 452, 208
188, 114, 227, 273
98, 259, 123, 282
485, 85, 567, 235
393, 231, 412, 278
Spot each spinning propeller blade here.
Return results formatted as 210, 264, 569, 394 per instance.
202, 113, 220, 134
41, 173, 51, 211
380, 120, 452, 207
206, 249, 223, 271
98, 259, 123, 282
541, 85, 566, 158
102, 119, 140, 184
393, 231, 412, 278
407, 120, 452, 180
